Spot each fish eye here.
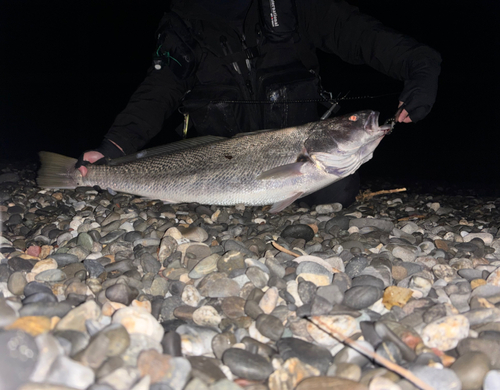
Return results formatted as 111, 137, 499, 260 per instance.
349, 115, 358, 122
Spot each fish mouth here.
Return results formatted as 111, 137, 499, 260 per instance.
365, 111, 393, 135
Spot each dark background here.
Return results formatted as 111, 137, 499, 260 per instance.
0, 1, 498, 191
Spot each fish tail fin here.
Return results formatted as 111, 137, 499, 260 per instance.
37, 151, 80, 189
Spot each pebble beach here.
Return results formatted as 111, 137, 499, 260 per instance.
1, 162, 500, 390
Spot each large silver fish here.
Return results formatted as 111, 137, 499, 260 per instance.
38, 110, 392, 213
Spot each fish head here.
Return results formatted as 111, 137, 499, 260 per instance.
305, 110, 392, 177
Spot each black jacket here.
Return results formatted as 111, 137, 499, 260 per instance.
103, 0, 441, 155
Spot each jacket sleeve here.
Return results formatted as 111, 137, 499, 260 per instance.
296, 0, 441, 89
103, 65, 191, 155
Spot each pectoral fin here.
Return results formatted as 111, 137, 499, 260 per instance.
256, 162, 305, 181
313, 152, 360, 177
269, 192, 304, 213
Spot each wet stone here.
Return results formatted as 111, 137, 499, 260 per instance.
222, 296, 246, 318
105, 283, 139, 306
450, 351, 490, 390
277, 337, 333, 375
217, 251, 245, 273
246, 267, 269, 288
8, 271, 28, 295
457, 338, 500, 369
281, 224, 315, 242
84, 259, 106, 279
178, 226, 209, 242
205, 278, 240, 298
50, 254, 79, 267
160, 295, 184, 322
316, 283, 344, 306
8, 257, 34, 272
345, 256, 368, 278
352, 274, 385, 290
349, 218, 394, 233
298, 280, 317, 304
35, 269, 66, 283
255, 314, 284, 341
343, 285, 383, 310
222, 348, 273, 380
189, 254, 220, 279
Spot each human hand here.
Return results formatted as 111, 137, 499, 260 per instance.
76, 151, 105, 177
75, 139, 124, 177
395, 101, 412, 123
398, 55, 440, 123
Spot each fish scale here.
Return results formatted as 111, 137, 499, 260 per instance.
38, 110, 392, 213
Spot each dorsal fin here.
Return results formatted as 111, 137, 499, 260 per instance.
108, 136, 226, 166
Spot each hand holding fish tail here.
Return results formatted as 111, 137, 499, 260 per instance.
75, 139, 125, 177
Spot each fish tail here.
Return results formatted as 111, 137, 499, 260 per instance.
37, 151, 80, 189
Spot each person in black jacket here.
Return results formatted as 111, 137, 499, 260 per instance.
77, 0, 441, 207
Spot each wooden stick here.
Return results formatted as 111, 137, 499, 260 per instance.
397, 214, 427, 222
308, 316, 436, 390
356, 187, 407, 202
271, 241, 300, 257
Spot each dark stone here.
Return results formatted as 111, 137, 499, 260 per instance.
50, 253, 80, 267
277, 337, 333, 375
160, 295, 183, 322
99, 230, 126, 244
256, 314, 284, 341
222, 348, 273, 380
161, 331, 182, 357
316, 284, 344, 305
22, 291, 58, 304
376, 340, 403, 364
188, 356, 226, 384
19, 302, 74, 318
83, 259, 106, 279
23, 281, 53, 296
343, 285, 383, 310
140, 252, 161, 274
310, 294, 334, 315
349, 218, 394, 232
105, 283, 139, 305
345, 256, 368, 278
241, 337, 276, 358
0, 264, 13, 282
352, 275, 385, 290
298, 280, 317, 305
281, 224, 315, 242
8, 257, 34, 272
326, 216, 350, 232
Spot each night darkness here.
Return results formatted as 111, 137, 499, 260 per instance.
0, 1, 498, 192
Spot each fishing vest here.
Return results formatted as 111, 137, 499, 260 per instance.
154, 0, 323, 137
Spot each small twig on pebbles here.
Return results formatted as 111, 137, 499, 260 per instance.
271, 241, 300, 257
308, 316, 436, 390
398, 214, 427, 221
356, 187, 407, 202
